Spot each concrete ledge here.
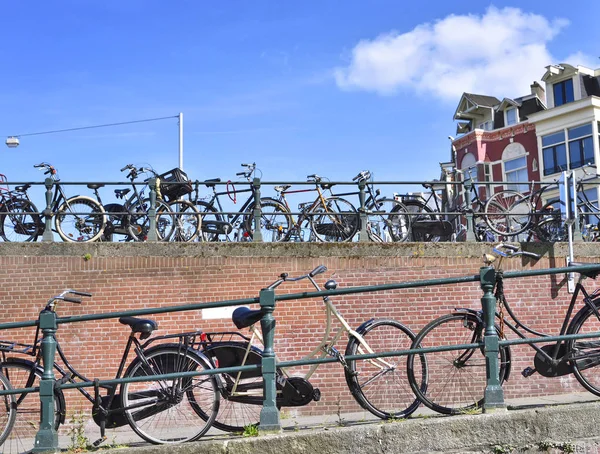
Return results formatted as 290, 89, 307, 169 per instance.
98, 401, 600, 454
0, 241, 596, 258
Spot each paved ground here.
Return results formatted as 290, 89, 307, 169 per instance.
38, 392, 599, 453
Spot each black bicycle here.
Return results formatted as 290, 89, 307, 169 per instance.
407, 244, 600, 415
0, 290, 218, 451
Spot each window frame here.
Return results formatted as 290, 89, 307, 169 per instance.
505, 107, 518, 126
553, 78, 574, 107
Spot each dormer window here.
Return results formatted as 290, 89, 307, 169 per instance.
553, 78, 574, 106
505, 107, 518, 126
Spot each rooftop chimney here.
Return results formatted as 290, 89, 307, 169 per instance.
531, 81, 546, 105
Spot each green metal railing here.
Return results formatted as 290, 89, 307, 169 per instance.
1, 259, 600, 450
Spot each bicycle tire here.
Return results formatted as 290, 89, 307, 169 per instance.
126, 198, 175, 242
484, 190, 531, 236
345, 319, 425, 419
309, 197, 359, 242
202, 342, 264, 433
406, 312, 509, 415
401, 199, 441, 242
568, 301, 600, 395
194, 201, 224, 242
244, 198, 292, 242
0, 198, 42, 242
121, 345, 219, 444
367, 199, 411, 242
0, 372, 16, 448
0, 359, 65, 453
55, 195, 106, 243
167, 199, 201, 242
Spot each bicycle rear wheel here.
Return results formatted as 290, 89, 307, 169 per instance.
568, 303, 600, 395
484, 190, 531, 236
0, 198, 42, 242
55, 196, 105, 242
345, 319, 425, 419
310, 197, 358, 242
167, 199, 201, 242
244, 198, 292, 242
406, 312, 509, 415
127, 199, 175, 241
367, 199, 410, 242
0, 372, 16, 448
121, 346, 219, 444
0, 359, 65, 453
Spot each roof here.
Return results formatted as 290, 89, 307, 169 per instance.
463, 93, 501, 107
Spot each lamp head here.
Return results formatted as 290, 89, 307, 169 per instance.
5, 137, 19, 148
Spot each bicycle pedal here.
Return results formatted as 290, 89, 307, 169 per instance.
521, 367, 536, 377
313, 388, 321, 402
92, 436, 107, 447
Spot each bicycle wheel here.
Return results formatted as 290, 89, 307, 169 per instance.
167, 199, 201, 242
344, 319, 425, 419
244, 198, 292, 242
568, 302, 600, 395
0, 372, 16, 448
484, 190, 532, 236
406, 312, 509, 415
194, 201, 224, 241
401, 200, 441, 242
121, 346, 219, 444
309, 197, 359, 242
127, 199, 175, 242
0, 198, 42, 242
0, 359, 65, 453
202, 342, 264, 433
367, 199, 410, 242
55, 196, 105, 242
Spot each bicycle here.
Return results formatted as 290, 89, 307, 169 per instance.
192, 163, 290, 242
195, 265, 426, 432
270, 174, 363, 242
397, 169, 495, 242
0, 174, 42, 242
0, 290, 219, 451
0, 371, 16, 449
406, 243, 600, 415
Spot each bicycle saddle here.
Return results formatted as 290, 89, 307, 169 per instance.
114, 188, 131, 197
14, 184, 31, 193
232, 307, 263, 329
274, 184, 291, 193
87, 183, 105, 190
119, 316, 158, 334
204, 178, 221, 187
569, 262, 600, 279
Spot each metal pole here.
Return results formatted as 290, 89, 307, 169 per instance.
147, 177, 158, 242
480, 266, 506, 412
463, 179, 475, 241
32, 309, 58, 452
42, 178, 54, 242
252, 177, 263, 242
358, 180, 370, 242
178, 112, 183, 171
259, 288, 280, 431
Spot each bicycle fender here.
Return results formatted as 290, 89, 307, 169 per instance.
351, 318, 377, 337
451, 309, 512, 382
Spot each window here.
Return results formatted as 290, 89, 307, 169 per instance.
478, 120, 493, 131
579, 187, 598, 227
505, 156, 528, 193
553, 78, 574, 106
568, 124, 594, 169
505, 107, 517, 126
542, 131, 567, 175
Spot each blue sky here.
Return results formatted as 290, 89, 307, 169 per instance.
1, 1, 598, 196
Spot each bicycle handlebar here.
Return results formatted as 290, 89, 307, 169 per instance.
46, 289, 92, 308
492, 243, 541, 260
266, 266, 329, 290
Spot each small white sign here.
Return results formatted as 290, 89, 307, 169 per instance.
202, 305, 247, 320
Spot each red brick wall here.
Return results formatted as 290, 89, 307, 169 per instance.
0, 243, 597, 420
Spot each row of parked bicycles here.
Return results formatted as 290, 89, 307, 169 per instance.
1, 162, 599, 243
2, 245, 600, 451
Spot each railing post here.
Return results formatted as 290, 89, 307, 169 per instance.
252, 177, 263, 243
480, 266, 506, 412
42, 178, 55, 242
259, 288, 280, 431
147, 177, 158, 242
358, 180, 370, 242
462, 179, 476, 242
32, 309, 58, 452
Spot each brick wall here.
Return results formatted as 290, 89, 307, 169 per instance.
0, 242, 598, 422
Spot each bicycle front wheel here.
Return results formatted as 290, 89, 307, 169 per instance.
0, 359, 65, 453
407, 312, 509, 415
0, 198, 42, 242
367, 199, 410, 242
55, 196, 105, 242
0, 372, 16, 448
568, 303, 600, 395
345, 319, 425, 419
167, 199, 201, 242
127, 199, 175, 241
484, 190, 532, 236
310, 197, 358, 242
244, 198, 292, 242
121, 346, 219, 444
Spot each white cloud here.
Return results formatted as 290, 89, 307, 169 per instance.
334, 7, 592, 100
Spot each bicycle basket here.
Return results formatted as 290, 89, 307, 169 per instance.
314, 214, 358, 238
158, 168, 193, 201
